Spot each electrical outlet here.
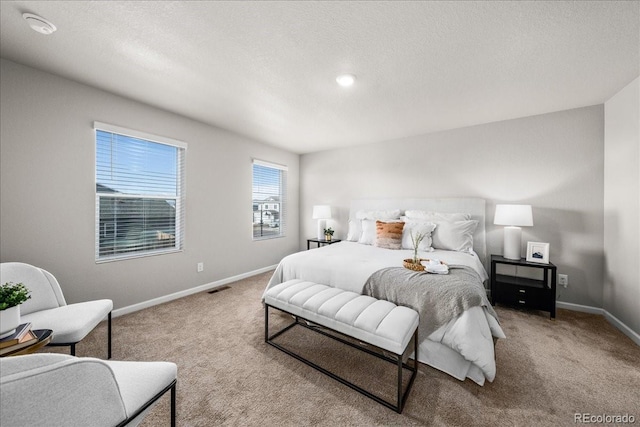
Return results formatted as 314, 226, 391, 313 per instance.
558, 274, 568, 288
197, 262, 204, 273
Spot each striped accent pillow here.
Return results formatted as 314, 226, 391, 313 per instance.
374, 220, 405, 250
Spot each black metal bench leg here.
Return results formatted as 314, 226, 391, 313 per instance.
264, 304, 269, 342
70, 343, 75, 356
108, 311, 112, 359
397, 354, 403, 413
171, 381, 176, 427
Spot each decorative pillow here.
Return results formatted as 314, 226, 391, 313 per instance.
374, 221, 405, 250
401, 221, 437, 251
431, 220, 478, 253
404, 210, 471, 222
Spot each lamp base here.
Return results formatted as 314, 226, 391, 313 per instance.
317, 219, 326, 240
503, 226, 522, 260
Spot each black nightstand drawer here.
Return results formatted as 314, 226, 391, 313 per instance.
494, 282, 548, 301
495, 287, 550, 311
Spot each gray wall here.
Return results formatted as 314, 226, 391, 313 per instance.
301, 105, 605, 309
604, 77, 640, 334
0, 59, 300, 310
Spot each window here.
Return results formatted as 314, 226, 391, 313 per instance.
252, 159, 287, 240
94, 122, 186, 261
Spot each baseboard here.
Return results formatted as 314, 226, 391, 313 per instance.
112, 264, 277, 318
602, 311, 640, 347
557, 301, 640, 346
556, 301, 604, 315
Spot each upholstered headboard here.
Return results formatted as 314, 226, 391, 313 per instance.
349, 198, 487, 268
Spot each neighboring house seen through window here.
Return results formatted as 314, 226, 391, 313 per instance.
253, 159, 287, 239
94, 122, 186, 261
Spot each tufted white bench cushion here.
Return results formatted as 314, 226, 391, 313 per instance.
264, 279, 419, 356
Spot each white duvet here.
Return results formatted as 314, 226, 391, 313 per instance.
263, 241, 506, 385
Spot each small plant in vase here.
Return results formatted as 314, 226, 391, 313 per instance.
403, 230, 427, 271
0, 282, 31, 339
324, 227, 334, 241
0, 282, 31, 311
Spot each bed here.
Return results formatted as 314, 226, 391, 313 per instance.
263, 198, 506, 386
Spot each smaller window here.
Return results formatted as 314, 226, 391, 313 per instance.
252, 159, 287, 240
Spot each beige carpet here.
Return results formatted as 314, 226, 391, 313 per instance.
43, 271, 639, 426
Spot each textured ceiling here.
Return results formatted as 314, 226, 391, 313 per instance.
0, 1, 638, 154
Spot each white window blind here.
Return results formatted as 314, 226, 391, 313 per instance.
252, 159, 287, 240
94, 122, 186, 261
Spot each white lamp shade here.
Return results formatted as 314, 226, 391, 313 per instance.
494, 204, 533, 226
312, 205, 332, 219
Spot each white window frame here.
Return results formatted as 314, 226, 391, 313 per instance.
252, 159, 287, 240
94, 122, 187, 262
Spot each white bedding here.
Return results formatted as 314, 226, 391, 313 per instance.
263, 241, 506, 385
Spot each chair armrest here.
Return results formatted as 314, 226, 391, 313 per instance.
1, 354, 127, 427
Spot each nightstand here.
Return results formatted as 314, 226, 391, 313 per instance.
307, 238, 341, 250
490, 254, 557, 319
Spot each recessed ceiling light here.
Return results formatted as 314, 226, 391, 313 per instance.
23, 13, 57, 35
336, 74, 356, 87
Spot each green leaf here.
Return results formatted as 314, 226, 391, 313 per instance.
0, 282, 31, 310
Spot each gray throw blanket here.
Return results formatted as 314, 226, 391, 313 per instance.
363, 266, 498, 338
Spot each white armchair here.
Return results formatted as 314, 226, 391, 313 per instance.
0, 262, 113, 358
0, 353, 177, 427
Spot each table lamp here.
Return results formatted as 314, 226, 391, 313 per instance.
494, 204, 533, 260
312, 205, 332, 240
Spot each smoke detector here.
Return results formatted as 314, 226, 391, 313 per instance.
23, 13, 57, 35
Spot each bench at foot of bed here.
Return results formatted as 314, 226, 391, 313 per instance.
264, 279, 419, 413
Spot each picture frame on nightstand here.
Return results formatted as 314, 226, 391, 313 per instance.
526, 242, 550, 264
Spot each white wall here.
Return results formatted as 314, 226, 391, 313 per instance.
0, 59, 300, 310
604, 77, 640, 335
301, 105, 605, 308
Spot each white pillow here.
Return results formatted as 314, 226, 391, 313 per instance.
404, 210, 471, 222
401, 221, 437, 252
431, 220, 478, 253
346, 219, 362, 242
355, 209, 401, 220
358, 219, 377, 245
